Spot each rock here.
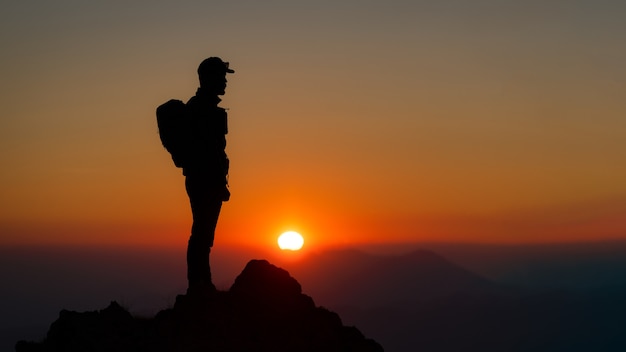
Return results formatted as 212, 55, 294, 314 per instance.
16, 260, 384, 352
230, 259, 316, 315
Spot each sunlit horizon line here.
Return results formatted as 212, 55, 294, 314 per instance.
4, 237, 626, 251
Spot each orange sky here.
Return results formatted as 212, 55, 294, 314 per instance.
1, 1, 626, 250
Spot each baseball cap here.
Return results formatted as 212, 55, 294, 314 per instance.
198, 57, 235, 76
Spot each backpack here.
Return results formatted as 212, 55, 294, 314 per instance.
156, 99, 191, 168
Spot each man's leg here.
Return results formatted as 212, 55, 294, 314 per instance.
185, 175, 222, 290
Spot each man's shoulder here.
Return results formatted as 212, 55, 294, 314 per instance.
186, 95, 199, 107
186, 95, 222, 108
185, 96, 205, 118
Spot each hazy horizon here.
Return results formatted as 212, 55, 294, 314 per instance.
4, 241, 626, 351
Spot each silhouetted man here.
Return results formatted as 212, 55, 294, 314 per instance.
184, 57, 234, 293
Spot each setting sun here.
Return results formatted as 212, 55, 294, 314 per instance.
277, 231, 304, 251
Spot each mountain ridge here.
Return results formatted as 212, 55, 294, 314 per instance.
276, 248, 514, 308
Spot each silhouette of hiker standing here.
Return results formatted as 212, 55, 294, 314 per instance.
157, 57, 234, 293
184, 57, 234, 293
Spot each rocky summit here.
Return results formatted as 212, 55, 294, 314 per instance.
15, 259, 383, 352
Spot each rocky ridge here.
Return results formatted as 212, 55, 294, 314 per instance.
15, 259, 383, 352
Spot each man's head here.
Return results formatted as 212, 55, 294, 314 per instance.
198, 57, 235, 95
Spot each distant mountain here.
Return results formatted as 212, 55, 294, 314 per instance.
276, 249, 513, 308
411, 241, 626, 290
266, 248, 626, 352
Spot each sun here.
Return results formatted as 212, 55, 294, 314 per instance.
277, 231, 304, 251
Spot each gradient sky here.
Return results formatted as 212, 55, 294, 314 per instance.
1, 0, 625, 249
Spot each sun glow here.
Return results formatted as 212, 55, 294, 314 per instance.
277, 231, 304, 251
